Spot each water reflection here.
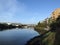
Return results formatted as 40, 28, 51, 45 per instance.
0, 29, 39, 45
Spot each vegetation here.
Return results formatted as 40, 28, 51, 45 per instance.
34, 18, 52, 34
27, 16, 60, 45
0, 23, 24, 31
50, 16, 60, 45
42, 32, 55, 45
33, 16, 60, 45
34, 21, 47, 34
0, 23, 16, 30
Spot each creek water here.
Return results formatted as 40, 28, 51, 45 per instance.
0, 28, 39, 45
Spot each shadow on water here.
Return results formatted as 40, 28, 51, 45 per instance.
26, 30, 51, 45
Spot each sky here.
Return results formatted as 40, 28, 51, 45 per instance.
0, 0, 60, 24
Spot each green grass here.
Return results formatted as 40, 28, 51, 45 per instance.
42, 32, 56, 45
34, 27, 47, 34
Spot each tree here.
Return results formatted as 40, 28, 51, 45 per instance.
50, 16, 60, 45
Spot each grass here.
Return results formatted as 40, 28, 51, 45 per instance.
42, 32, 56, 45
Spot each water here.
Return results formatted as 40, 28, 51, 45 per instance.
0, 28, 39, 45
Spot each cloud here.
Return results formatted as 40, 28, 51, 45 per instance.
0, 0, 25, 22
0, 0, 40, 24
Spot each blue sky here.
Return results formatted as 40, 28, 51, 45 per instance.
0, 0, 60, 24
